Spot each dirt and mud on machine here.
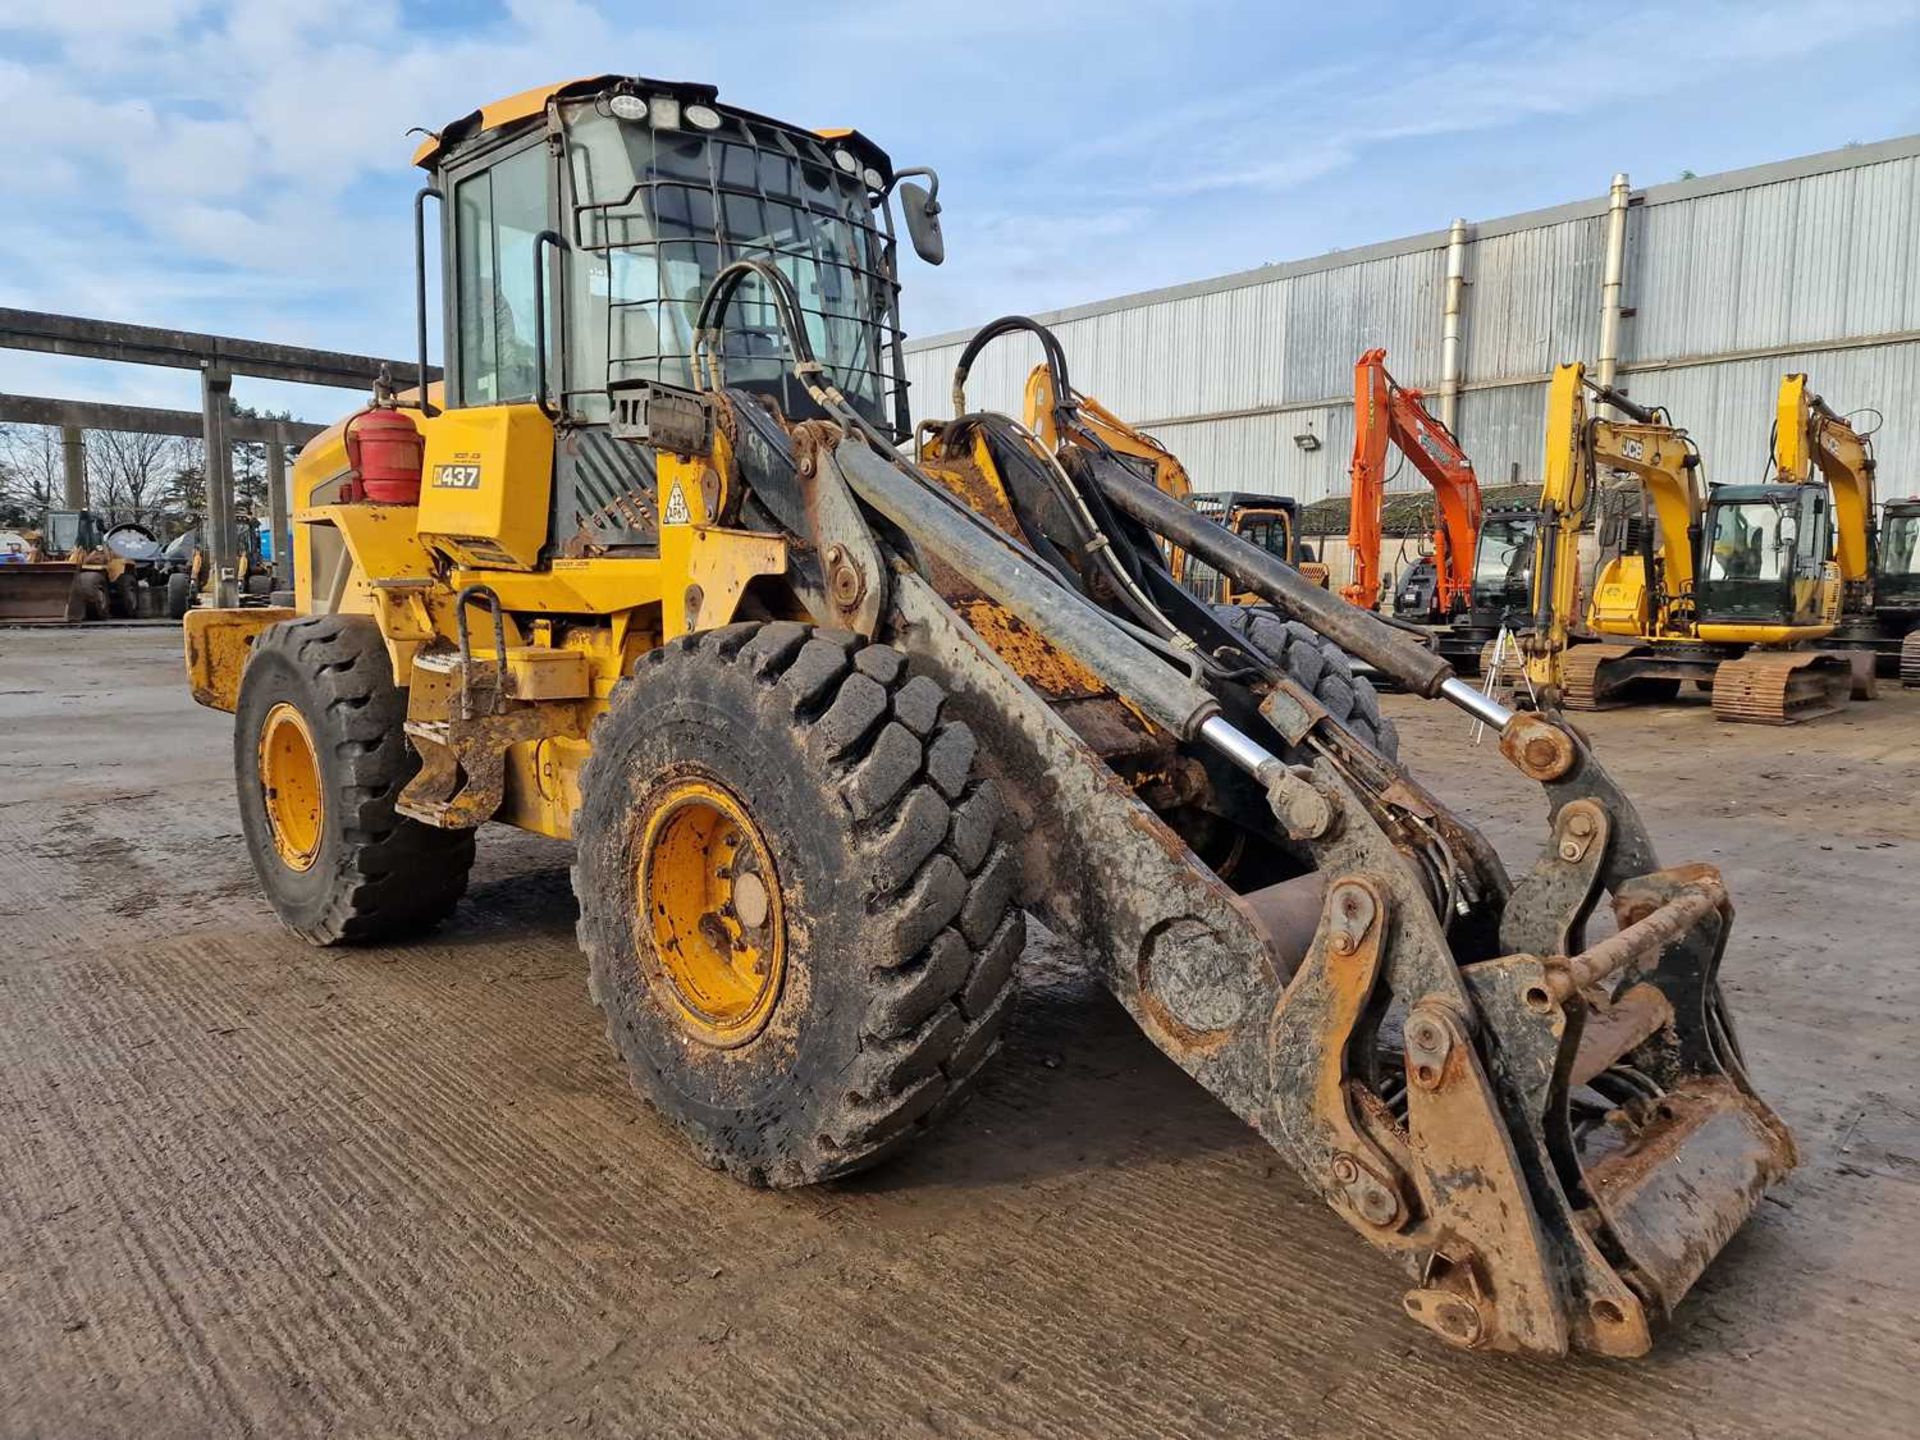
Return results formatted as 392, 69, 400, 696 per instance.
184, 75, 1793, 1359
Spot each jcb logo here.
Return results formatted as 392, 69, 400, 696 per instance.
434, 463, 482, 489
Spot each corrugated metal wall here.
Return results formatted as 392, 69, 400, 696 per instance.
904, 136, 1920, 529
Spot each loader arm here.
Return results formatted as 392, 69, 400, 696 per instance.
1347, 348, 1482, 615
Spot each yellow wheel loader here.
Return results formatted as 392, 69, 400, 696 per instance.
185, 75, 1793, 1358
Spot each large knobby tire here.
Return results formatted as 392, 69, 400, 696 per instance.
234, 615, 476, 944
74, 571, 109, 622
1213, 604, 1400, 760
165, 570, 193, 620
109, 571, 139, 619
573, 621, 1024, 1189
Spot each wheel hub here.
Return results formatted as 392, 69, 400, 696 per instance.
637, 778, 786, 1047
259, 702, 325, 871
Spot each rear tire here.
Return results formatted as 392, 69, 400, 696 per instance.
166, 570, 193, 619
74, 572, 109, 622
109, 571, 139, 619
234, 615, 476, 945
1212, 604, 1399, 760
573, 622, 1024, 1188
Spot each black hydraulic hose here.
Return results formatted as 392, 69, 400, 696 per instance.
951, 315, 1073, 420
1087, 458, 1458, 698
1588, 378, 1658, 426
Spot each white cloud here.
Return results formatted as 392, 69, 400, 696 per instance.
0, 0, 1916, 416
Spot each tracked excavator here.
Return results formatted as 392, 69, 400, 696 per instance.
183, 74, 1793, 1359
1346, 349, 1481, 630
1769, 373, 1916, 681
1521, 363, 1853, 722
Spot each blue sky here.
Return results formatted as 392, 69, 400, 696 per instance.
2, 0, 1917, 423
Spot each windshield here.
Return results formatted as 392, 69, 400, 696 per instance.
1705, 500, 1793, 583
1883, 511, 1920, 580
1471, 513, 1536, 608
560, 105, 897, 431
1235, 512, 1291, 559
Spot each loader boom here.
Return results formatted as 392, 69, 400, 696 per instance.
1347, 348, 1481, 615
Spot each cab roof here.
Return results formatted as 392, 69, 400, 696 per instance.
409, 75, 890, 174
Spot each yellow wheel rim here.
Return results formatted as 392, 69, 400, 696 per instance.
259, 702, 325, 871
637, 778, 786, 1048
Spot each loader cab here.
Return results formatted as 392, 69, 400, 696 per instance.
40, 509, 104, 558
1696, 482, 1836, 631
1177, 492, 1313, 602
416, 76, 934, 559
1878, 499, 1920, 613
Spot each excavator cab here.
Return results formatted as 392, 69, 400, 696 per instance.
1696, 483, 1840, 633
1879, 499, 1920, 610
1470, 507, 1539, 621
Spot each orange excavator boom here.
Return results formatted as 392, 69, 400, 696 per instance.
1345, 347, 1482, 613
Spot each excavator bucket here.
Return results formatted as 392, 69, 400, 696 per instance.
0, 562, 84, 623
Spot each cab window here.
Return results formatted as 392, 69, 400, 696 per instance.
454, 145, 549, 406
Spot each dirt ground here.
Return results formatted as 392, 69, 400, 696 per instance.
2, 625, 1916, 1440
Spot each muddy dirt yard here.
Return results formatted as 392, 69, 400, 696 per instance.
2, 625, 1915, 1439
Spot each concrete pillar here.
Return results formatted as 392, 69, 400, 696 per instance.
266, 439, 290, 590
60, 425, 87, 509
200, 369, 238, 608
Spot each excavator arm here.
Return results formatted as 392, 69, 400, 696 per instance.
1775, 372, 1874, 586
1347, 348, 1482, 614
1523, 363, 1702, 696
1523, 365, 1596, 696
1023, 361, 1192, 500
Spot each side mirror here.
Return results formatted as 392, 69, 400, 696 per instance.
898, 177, 944, 266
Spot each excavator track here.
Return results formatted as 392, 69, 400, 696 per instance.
1903, 630, 1920, 688
1710, 650, 1851, 724
1560, 643, 1642, 710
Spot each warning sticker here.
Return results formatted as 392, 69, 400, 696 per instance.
662, 482, 691, 525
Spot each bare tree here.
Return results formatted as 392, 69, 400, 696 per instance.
0, 424, 66, 518
91, 429, 175, 528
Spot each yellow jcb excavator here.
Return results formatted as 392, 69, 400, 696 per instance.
1520, 363, 1853, 722
183, 74, 1791, 1360
1771, 373, 1919, 681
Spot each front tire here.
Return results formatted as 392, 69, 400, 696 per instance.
234, 615, 476, 944
573, 622, 1024, 1188
1213, 604, 1400, 759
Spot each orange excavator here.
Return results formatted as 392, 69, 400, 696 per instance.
1346, 348, 1481, 621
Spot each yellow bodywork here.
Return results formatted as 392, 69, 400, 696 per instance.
1775, 372, 1874, 585
189, 399, 791, 843
1523, 363, 1842, 694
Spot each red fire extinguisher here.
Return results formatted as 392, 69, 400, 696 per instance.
343, 407, 425, 505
